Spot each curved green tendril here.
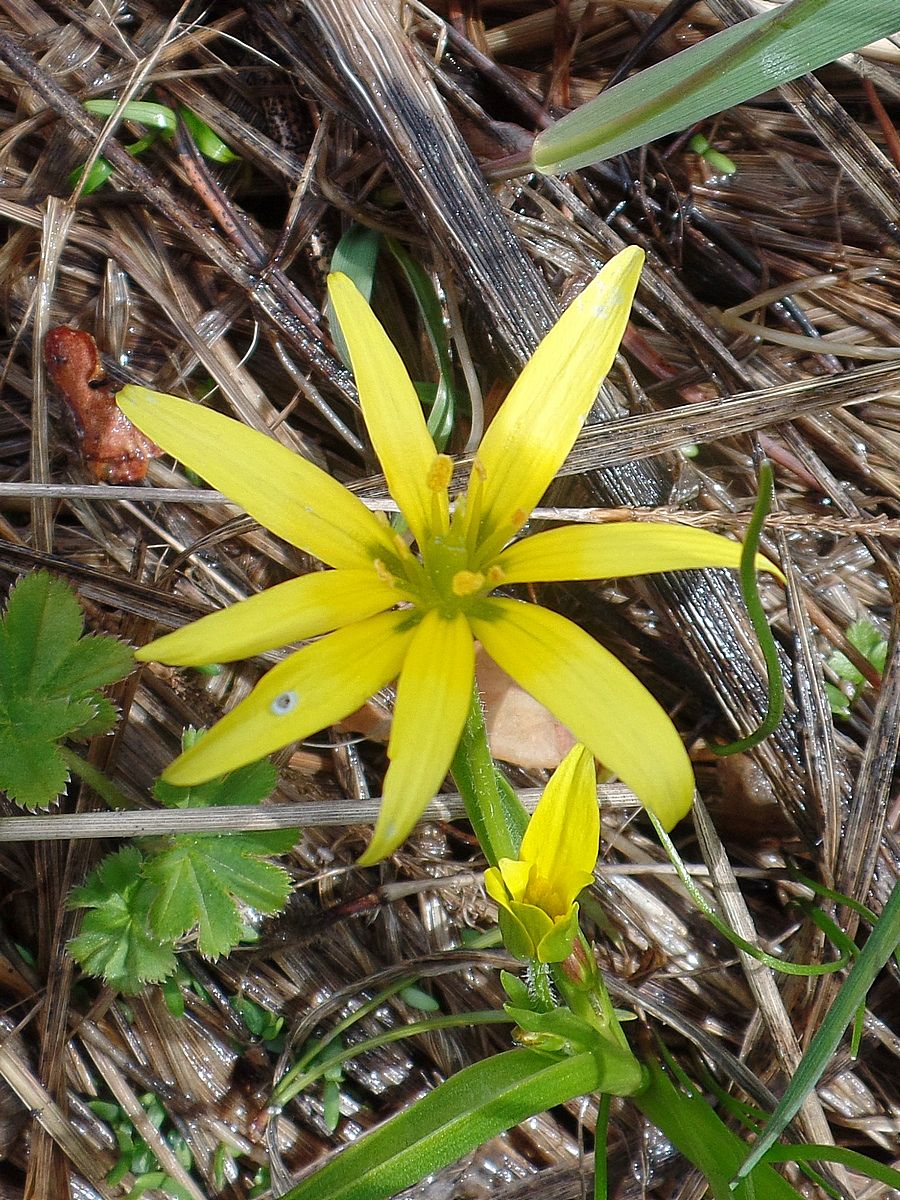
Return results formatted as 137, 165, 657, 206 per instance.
710, 459, 785, 756
649, 813, 847, 976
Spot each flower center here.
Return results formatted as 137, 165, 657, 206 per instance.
368, 455, 512, 618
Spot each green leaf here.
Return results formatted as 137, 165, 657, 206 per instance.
83, 99, 177, 134
177, 106, 240, 164
531, 0, 900, 173
69, 848, 177, 993
388, 240, 459, 450
327, 225, 382, 368
824, 682, 851, 718
143, 832, 293, 959
825, 616, 887, 714
280, 1049, 609, 1200
762, 1144, 900, 1190
734, 880, 900, 1184
153, 754, 277, 810
0, 573, 133, 808
634, 1059, 803, 1200
71, 157, 114, 195
846, 616, 888, 670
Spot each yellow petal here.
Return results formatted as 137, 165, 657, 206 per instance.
520, 744, 598, 911
471, 599, 694, 830
487, 857, 532, 906
473, 247, 643, 548
360, 610, 475, 864
484, 863, 511, 908
117, 386, 393, 569
135, 569, 399, 666
497, 523, 783, 583
327, 273, 439, 547
161, 610, 414, 785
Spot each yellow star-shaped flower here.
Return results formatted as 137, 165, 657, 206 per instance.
118, 247, 777, 863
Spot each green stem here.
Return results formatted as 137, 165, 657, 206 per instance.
61, 746, 133, 811
271, 1010, 512, 1109
632, 1059, 804, 1200
450, 683, 527, 866
710, 459, 785, 756
526, 962, 555, 1012
649, 813, 846, 976
594, 1093, 610, 1200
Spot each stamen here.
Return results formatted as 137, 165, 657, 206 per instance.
452, 569, 485, 597
464, 459, 487, 555
392, 532, 416, 561
426, 454, 453, 536
486, 565, 505, 587
373, 559, 397, 586
427, 454, 453, 493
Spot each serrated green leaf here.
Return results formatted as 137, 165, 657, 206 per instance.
75, 696, 119, 738
828, 650, 864, 686
153, 755, 277, 809
143, 833, 293, 959
824, 682, 851, 718
2, 572, 83, 691
0, 728, 69, 810
846, 617, 888, 669
0, 572, 133, 809
52, 634, 134, 696
69, 848, 177, 993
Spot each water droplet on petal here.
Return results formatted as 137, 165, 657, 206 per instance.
271, 691, 299, 716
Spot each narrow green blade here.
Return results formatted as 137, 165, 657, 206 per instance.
734, 880, 900, 1183
532, 0, 900, 173
280, 1049, 607, 1200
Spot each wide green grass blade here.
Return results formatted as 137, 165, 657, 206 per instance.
635, 1060, 803, 1200
532, 0, 900, 173
280, 1048, 607, 1200
734, 880, 900, 1183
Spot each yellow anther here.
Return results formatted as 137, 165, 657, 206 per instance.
392, 533, 415, 560
451, 569, 485, 597
373, 559, 397, 586
427, 454, 454, 493
486, 565, 505, 587
511, 508, 527, 530
472, 459, 487, 482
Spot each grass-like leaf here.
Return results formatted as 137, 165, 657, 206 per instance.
280, 1048, 610, 1200
734, 880, 900, 1183
531, 0, 900, 173
0, 572, 132, 808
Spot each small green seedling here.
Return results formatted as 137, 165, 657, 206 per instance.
74, 100, 239, 195
825, 616, 887, 717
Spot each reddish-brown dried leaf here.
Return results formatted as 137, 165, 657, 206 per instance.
44, 326, 161, 483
